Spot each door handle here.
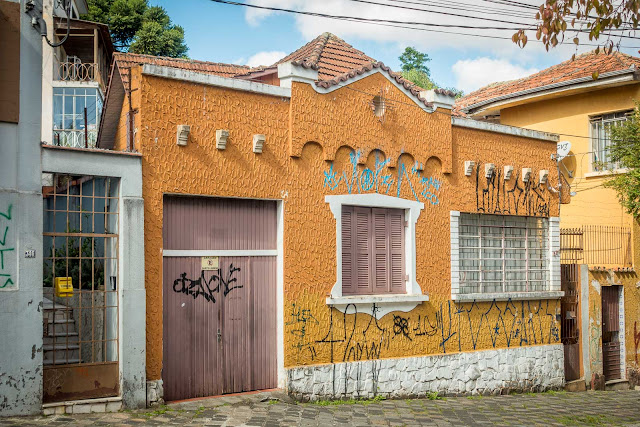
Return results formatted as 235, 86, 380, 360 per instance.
217, 328, 222, 343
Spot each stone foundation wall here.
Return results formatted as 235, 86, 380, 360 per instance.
147, 380, 164, 407
286, 344, 564, 401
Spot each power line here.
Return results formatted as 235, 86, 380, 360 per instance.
209, 0, 640, 46
210, 0, 535, 31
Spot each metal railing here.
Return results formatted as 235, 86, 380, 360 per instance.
584, 225, 633, 268
561, 225, 632, 268
57, 62, 98, 83
53, 129, 97, 149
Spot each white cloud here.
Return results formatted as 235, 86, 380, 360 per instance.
451, 57, 539, 93
242, 0, 593, 56
246, 51, 287, 67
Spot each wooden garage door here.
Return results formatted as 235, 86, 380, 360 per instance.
162, 196, 277, 401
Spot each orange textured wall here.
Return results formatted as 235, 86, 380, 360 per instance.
133, 68, 561, 380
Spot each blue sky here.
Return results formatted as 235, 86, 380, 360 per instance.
150, 0, 640, 94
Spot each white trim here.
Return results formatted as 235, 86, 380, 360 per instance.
464, 69, 638, 115
326, 294, 429, 306
618, 285, 626, 380
452, 117, 559, 142
312, 69, 435, 113
450, 211, 460, 297
142, 64, 292, 98
325, 193, 426, 318
453, 291, 564, 302
162, 249, 277, 257
549, 217, 561, 292
584, 168, 629, 178
450, 213, 562, 301
276, 201, 285, 389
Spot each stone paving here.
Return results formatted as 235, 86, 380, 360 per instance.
3, 389, 640, 426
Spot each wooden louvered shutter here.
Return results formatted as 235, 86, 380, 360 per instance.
341, 206, 355, 295
354, 207, 372, 294
389, 209, 406, 293
372, 208, 389, 293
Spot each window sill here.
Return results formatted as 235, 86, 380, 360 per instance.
452, 291, 564, 302
585, 168, 628, 178
326, 294, 429, 318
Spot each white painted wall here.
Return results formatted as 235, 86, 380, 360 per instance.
0, 0, 45, 415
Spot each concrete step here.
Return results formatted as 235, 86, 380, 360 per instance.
42, 331, 78, 344
605, 379, 629, 391
45, 319, 76, 335
565, 379, 587, 392
43, 343, 80, 362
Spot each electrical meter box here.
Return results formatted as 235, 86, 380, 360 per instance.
54, 277, 73, 297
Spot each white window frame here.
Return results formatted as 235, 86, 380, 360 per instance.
326, 194, 428, 318
589, 110, 631, 173
450, 211, 562, 302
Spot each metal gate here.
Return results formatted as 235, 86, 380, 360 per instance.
602, 286, 621, 381
162, 196, 277, 401
560, 228, 583, 382
42, 174, 120, 403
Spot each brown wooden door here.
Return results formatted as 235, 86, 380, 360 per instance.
601, 286, 621, 381
162, 196, 277, 401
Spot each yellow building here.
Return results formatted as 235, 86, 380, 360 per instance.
99, 33, 566, 403
457, 51, 640, 390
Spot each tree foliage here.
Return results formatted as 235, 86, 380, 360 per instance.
399, 46, 431, 75
603, 103, 640, 218
83, 0, 188, 58
398, 47, 464, 98
513, 0, 640, 53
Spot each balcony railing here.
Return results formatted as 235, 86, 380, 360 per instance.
561, 225, 633, 268
53, 129, 97, 149
57, 62, 101, 85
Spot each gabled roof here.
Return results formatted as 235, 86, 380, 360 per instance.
113, 52, 252, 91
456, 50, 640, 115
275, 32, 376, 80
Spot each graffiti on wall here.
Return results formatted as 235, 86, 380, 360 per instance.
288, 298, 560, 364
474, 164, 550, 217
589, 302, 603, 371
0, 203, 15, 290
323, 150, 441, 205
172, 264, 242, 304
634, 321, 640, 364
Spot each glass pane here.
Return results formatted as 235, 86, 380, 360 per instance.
75, 96, 86, 129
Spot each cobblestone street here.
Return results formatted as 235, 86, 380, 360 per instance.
3, 390, 639, 426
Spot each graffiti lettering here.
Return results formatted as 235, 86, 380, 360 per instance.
323, 150, 441, 205
172, 264, 242, 304
287, 303, 320, 361
288, 298, 561, 366
392, 315, 412, 340
475, 164, 550, 217
0, 204, 15, 290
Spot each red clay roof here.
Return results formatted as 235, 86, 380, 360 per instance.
455, 50, 640, 114
113, 52, 252, 91
275, 32, 376, 80
112, 33, 453, 109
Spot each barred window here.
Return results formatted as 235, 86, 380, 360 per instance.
591, 111, 631, 171
458, 213, 549, 294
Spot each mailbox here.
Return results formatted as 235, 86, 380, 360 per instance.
54, 277, 73, 297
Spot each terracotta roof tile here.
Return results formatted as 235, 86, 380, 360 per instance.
455, 50, 640, 115
112, 33, 450, 111
114, 52, 252, 91
275, 32, 376, 80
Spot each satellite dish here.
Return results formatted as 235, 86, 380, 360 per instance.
557, 141, 571, 160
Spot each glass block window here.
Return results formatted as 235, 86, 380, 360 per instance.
458, 213, 549, 294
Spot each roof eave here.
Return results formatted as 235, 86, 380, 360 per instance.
464, 68, 639, 117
